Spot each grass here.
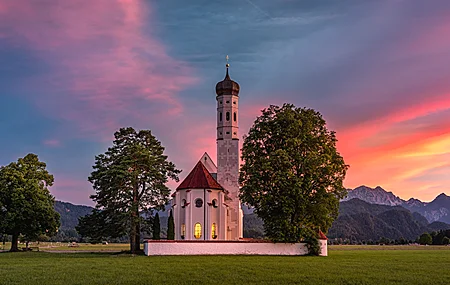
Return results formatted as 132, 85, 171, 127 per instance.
1, 246, 449, 285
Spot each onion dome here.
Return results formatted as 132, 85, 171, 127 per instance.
215, 65, 240, 96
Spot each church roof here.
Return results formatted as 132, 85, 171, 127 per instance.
176, 161, 224, 191
216, 67, 240, 96
318, 230, 328, 240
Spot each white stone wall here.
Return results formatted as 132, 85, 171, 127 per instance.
144, 240, 328, 256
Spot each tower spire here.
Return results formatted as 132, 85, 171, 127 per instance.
225, 55, 230, 80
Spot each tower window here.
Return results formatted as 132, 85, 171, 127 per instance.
226, 112, 230, 121
234, 112, 236, 122
212, 199, 218, 208
220, 112, 222, 122
194, 223, 202, 239
195, 198, 203, 208
181, 224, 186, 239
226, 132, 230, 135
220, 101, 222, 104
212, 223, 217, 239
181, 199, 186, 208
233, 101, 236, 104
226, 101, 230, 103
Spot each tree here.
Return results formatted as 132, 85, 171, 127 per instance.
152, 212, 161, 240
76, 210, 113, 243
239, 104, 348, 243
0, 154, 60, 252
167, 210, 175, 240
419, 233, 432, 245
85, 127, 180, 253
443, 236, 450, 245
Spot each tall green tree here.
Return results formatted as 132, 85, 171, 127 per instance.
239, 104, 348, 243
85, 127, 180, 253
167, 210, 175, 240
0, 154, 60, 252
152, 212, 161, 240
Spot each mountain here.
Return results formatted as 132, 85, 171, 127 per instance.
343, 186, 450, 223
54, 201, 93, 230
328, 199, 450, 241
342, 185, 403, 206
239, 198, 450, 241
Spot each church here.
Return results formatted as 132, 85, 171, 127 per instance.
171, 62, 243, 241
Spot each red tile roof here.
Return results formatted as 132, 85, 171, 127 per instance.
318, 230, 328, 240
176, 161, 224, 191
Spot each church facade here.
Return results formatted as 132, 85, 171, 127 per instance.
171, 65, 243, 241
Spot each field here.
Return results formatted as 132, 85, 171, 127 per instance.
1, 245, 449, 285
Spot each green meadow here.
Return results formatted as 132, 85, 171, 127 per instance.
1, 245, 449, 285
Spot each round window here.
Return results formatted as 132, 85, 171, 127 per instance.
195, 198, 203, 208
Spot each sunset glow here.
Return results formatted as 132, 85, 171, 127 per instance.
1, 0, 449, 205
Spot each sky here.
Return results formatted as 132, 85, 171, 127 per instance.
1, 0, 450, 205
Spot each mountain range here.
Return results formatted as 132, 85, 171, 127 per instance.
328, 198, 449, 241
342, 186, 450, 223
53, 186, 450, 242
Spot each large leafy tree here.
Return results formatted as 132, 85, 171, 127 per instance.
239, 104, 348, 243
85, 127, 180, 253
0, 154, 60, 252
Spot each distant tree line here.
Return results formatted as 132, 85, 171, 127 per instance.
418, 230, 450, 245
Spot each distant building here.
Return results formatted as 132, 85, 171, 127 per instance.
172, 64, 243, 240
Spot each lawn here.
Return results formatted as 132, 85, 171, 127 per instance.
1, 246, 449, 285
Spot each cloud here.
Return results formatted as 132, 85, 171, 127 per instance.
0, 0, 197, 140
43, 139, 61, 147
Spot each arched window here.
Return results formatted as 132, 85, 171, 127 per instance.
211, 223, 217, 239
212, 199, 218, 208
194, 223, 202, 239
233, 112, 236, 122
219, 112, 222, 122
181, 224, 186, 239
195, 198, 203, 208
226, 112, 230, 121
181, 199, 186, 208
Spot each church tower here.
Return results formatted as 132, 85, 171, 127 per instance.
215, 58, 243, 240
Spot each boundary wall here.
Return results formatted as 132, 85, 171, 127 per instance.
144, 239, 327, 256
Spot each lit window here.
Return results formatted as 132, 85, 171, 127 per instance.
212, 223, 217, 239
226, 112, 230, 121
220, 112, 222, 122
194, 223, 202, 239
195, 198, 203, 208
212, 199, 218, 208
181, 224, 186, 239
234, 112, 236, 122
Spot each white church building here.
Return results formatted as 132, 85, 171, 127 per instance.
171, 64, 243, 241
144, 63, 328, 256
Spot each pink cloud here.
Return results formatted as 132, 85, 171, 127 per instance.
0, 0, 198, 140
43, 139, 61, 147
